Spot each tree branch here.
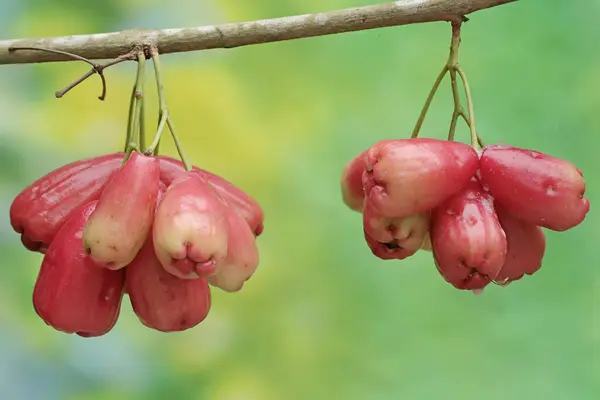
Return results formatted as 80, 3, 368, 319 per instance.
0, 0, 517, 65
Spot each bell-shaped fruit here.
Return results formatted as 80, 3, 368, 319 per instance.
153, 172, 229, 279
157, 156, 264, 236
479, 145, 589, 231
340, 151, 366, 212
363, 138, 479, 218
363, 229, 416, 260
33, 201, 125, 337
363, 199, 429, 255
10, 153, 123, 252
125, 236, 212, 332
494, 205, 546, 285
82, 152, 160, 270
209, 206, 259, 292
430, 180, 507, 290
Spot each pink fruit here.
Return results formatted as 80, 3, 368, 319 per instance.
153, 172, 229, 279
430, 180, 507, 290
33, 201, 125, 337
125, 236, 212, 332
363, 229, 416, 260
209, 206, 260, 292
363, 138, 479, 218
82, 152, 160, 270
10, 153, 123, 252
479, 145, 589, 231
340, 151, 366, 212
363, 199, 429, 254
157, 156, 264, 236
494, 205, 546, 285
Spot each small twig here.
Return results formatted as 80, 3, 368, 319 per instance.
411, 65, 448, 138
9, 46, 135, 100
456, 65, 480, 149
446, 22, 464, 141
124, 85, 137, 152
144, 46, 191, 170
8, 46, 95, 65
130, 51, 146, 150
447, 69, 463, 141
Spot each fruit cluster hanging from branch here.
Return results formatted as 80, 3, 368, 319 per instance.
340, 21, 590, 293
2, 0, 590, 337
9, 47, 265, 336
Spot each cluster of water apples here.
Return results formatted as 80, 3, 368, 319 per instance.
341, 138, 590, 292
10, 152, 264, 337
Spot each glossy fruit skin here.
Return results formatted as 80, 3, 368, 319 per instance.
363, 199, 430, 254
363, 138, 479, 218
126, 236, 212, 332
340, 151, 366, 212
479, 145, 589, 231
10, 153, 123, 252
494, 205, 546, 285
82, 152, 160, 270
430, 180, 507, 290
33, 201, 125, 337
209, 204, 260, 292
153, 172, 229, 279
157, 156, 264, 236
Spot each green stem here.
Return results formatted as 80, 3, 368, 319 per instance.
446, 22, 463, 142
122, 142, 140, 165
145, 112, 168, 155
131, 51, 146, 150
153, 113, 162, 156
144, 47, 190, 169
167, 117, 191, 171
447, 69, 463, 141
456, 66, 480, 149
441, 21, 482, 149
411, 65, 448, 138
139, 87, 146, 150
143, 48, 169, 155
124, 85, 136, 152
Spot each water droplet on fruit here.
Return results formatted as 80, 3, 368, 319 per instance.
472, 289, 484, 296
546, 185, 557, 196
475, 169, 482, 180
446, 209, 456, 215
494, 277, 511, 287
482, 184, 490, 192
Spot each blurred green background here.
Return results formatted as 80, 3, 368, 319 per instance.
0, 1, 598, 399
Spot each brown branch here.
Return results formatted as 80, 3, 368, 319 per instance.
0, 0, 518, 65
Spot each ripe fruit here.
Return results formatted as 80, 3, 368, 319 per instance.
82, 152, 160, 270
209, 205, 259, 292
364, 229, 417, 260
153, 172, 229, 279
363, 138, 479, 218
340, 151, 366, 212
430, 180, 507, 290
125, 235, 212, 332
363, 200, 429, 255
479, 145, 589, 231
494, 205, 546, 285
10, 153, 123, 252
157, 156, 264, 236
33, 201, 125, 337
